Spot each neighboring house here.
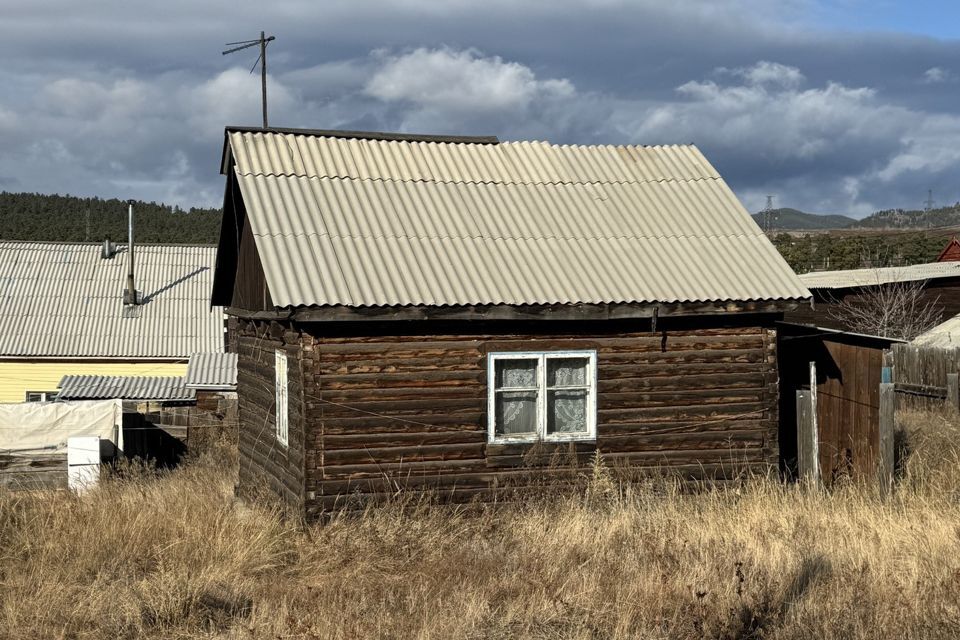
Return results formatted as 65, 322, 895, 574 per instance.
937, 237, 960, 262
786, 262, 960, 330
0, 241, 225, 403
212, 126, 810, 517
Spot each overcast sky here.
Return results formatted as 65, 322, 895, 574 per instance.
1, 0, 958, 216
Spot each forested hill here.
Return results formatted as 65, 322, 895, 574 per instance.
750, 208, 856, 230
855, 204, 960, 229
0, 192, 221, 244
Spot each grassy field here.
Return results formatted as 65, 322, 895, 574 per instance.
2, 412, 960, 639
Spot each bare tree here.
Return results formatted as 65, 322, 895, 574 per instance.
828, 279, 942, 340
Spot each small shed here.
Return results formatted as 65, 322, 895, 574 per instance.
212, 126, 810, 517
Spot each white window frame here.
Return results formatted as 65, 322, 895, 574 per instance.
487, 350, 598, 444
274, 349, 289, 447
25, 390, 58, 402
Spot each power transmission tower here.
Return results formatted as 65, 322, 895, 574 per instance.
763, 195, 775, 233
223, 31, 276, 128
924, 189, 935, 212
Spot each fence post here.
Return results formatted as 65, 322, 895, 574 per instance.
947, 373, 959, 412
878, 382, 895, 495
796, 389, 819, 486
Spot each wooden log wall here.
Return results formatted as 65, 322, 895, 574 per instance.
300, 323, 780, 516
234, 318, 305, 512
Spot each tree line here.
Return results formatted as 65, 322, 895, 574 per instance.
0, 192, 221, 245
1, 191, 956, 273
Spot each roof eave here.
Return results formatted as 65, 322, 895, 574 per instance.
226, 299, 807, 323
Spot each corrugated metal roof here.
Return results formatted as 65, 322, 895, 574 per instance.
184, 352, 238, 389
799, 262, 960, 290
226, 130, 810, 308
0, 242, 225, 358
912, 314, 960, 348
57, 375, 195, 401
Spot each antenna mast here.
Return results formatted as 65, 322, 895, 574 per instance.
924, 189, 935, 212
222, 31, 276, 128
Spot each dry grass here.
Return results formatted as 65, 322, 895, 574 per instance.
2, 415, 960, 639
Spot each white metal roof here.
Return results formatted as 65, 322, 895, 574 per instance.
184, 352, 237, 390
913, 314, 960, 349
224, 130, 810, 308
57, 375, 195, 401
0, 241, 224, 358
799, 262, 960, 290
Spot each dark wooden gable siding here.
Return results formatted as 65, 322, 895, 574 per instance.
296, 318, 780, 516
231, 219, 273, 312
212, 169, 273, 312
234, 319, 305, 512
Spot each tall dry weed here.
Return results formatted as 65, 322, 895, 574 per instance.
1, 418, 959, 638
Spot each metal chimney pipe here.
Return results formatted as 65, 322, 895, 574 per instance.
124, 199, 137, 305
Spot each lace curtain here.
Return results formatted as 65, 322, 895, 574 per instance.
496, 360, 537, 388
496, 391, 537, 435
548, 358, 588, 433
494, 357, 589, 436
495, 359, 538, 435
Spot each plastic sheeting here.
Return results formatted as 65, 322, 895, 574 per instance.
0, 399, 123, 455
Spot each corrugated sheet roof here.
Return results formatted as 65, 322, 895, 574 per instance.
184, 352, 238, 389
57, 375, 195, 401
0, 242, 225, 358
912, 314, 960, 348
226, 130, 810, 308
799, 262, 960, 290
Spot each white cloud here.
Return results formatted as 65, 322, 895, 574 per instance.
615, 60, 960, 214
718, 60, 806, 89
922, 66, 951, 84
365, 47, 574, 114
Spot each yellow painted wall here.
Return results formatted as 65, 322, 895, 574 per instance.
0, 361, 188, 403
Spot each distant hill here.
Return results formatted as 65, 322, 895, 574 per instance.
0, 192, 221, 244
853, 204, 960, 229
752, 208, 857, 230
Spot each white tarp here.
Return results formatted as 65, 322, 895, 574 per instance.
0, 399, 123, 456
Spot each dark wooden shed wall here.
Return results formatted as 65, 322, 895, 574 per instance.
257, 318, 783, 517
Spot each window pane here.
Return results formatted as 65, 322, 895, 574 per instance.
495, 359, 538, 388
547, 357, 589, 387
547, 389, 588, 434
495, 391, 538, 436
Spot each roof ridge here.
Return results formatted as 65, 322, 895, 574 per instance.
227, 125, 499, 145
250, 230, 762, 242
234, 171, 723, 188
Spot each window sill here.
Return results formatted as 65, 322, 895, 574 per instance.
488, 434, 596, 446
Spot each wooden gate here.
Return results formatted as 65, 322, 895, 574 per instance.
778, 323, 897, 486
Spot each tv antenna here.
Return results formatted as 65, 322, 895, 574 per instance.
222, 31, 276, 128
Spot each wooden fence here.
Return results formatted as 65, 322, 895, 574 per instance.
891, 343, 960, 411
